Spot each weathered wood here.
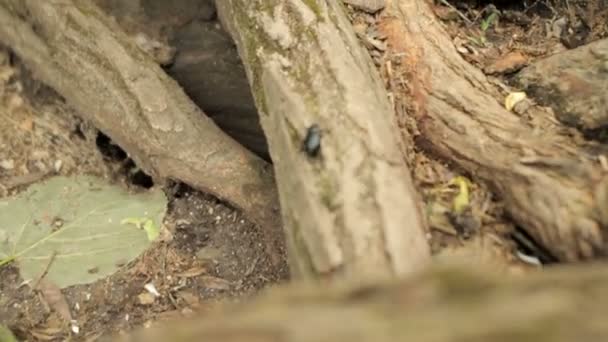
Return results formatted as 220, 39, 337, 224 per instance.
0, 0, 286, 268
94, 0, 271, 160
215, 0, 431, 281
513, 38, 608, 131
116, 263, 608, 342
379, 0, 608, 261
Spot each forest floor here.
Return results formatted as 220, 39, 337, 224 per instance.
0, 0, 606, 341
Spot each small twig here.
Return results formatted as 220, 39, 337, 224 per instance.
438, 0, 473, 25
4, 171, 50, 191
32, 251, 57, 290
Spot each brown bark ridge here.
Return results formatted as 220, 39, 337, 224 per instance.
94, 0, 272, 160
379, 0, 608, 261
513, 38, 608, 131
0, 0, 286, 268
215, 0, 431, 281
115, 263, 608, 342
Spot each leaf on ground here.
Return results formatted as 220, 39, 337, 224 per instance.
0, 324, 17, 342
0, 175, 167, 288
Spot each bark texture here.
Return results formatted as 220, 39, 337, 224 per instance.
0, 0, 285, 267
94, 0, 271, 159
116, 263, 608, 342
514, 38, 608, 131
215, 0, 431, 281
379, 0, 608, 261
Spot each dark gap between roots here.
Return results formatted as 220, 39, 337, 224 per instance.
95, 131, 154, 189
511, 226, 558, 264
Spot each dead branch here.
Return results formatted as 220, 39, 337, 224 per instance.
215, 0, 431, 281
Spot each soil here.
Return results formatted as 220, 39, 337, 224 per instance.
1, 0, 607, 341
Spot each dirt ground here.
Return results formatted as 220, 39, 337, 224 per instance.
0, 53, 285, 340
1, 0, 607, 341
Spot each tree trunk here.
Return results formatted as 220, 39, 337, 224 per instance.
379, 0, 608, 261
215, 0, 431, 282
0, 0, 285, 268
116, 263, 608, 342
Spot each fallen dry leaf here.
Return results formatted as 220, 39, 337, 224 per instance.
176, 266, 207, 278
38, 279, 73, 323
485, 51, 528, 75
199, 276, 231, 291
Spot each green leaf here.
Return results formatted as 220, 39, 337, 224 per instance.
0, 175, 167, 288
121, 217, 160, 241
0, 324, 17, 342
481, 12, 498, 32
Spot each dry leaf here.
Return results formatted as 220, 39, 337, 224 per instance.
38, 279, 73, 322
178, 291, 201, 308
199, 276, 231, 290
176, 266, 207, 278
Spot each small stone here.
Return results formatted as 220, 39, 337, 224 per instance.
70, 321, 80, 334
54, 160, 63, 172
0, 159, 14, 170
456, 46, 469, 54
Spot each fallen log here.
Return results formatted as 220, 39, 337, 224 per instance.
379, 0, 608, 261
215, 0, 431, 281
0, 0, 285, 267
116, 263, 608, 342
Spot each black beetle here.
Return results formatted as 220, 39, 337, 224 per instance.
302, 124, 321, 157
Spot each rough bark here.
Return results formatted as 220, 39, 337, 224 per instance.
94, 0, 271, 160
116, 263, 608, 342
215, 0, 431, 281
513, 38, 608, 131
0, 0, 285, 267
379, 0, 608, 261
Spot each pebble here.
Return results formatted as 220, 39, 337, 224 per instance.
0, 159, 14, 170
54, 159, 63, 172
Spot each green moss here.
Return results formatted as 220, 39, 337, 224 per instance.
318, 175, 338, 210
300, 0, 322, 17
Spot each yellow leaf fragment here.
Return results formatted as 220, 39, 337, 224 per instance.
449, 176, 471, 214
505, 92, 527, 111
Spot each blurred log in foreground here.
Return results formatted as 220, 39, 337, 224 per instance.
116, 263, 608, 342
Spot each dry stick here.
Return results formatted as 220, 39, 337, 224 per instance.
380, 0, 608, 261
216, 0, 431, 282
0, 0, 286, 269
